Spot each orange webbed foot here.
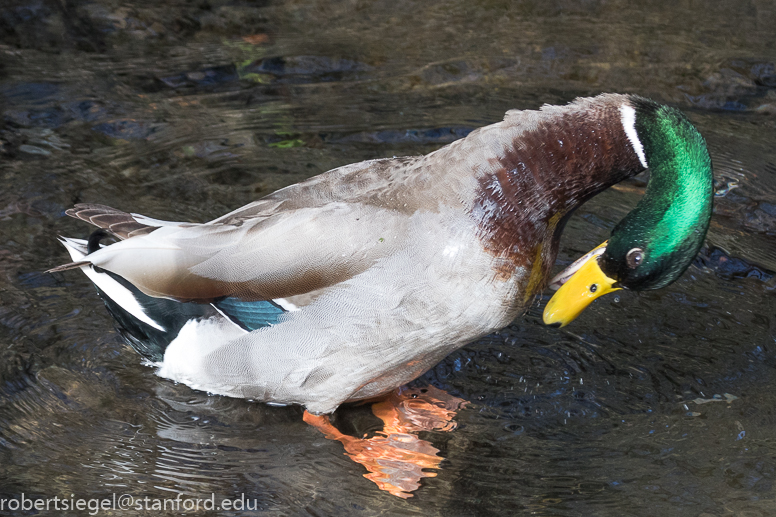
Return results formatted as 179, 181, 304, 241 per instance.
303, 386, 467, 499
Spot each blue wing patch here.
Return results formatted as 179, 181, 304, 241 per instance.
213, 297, 286, 332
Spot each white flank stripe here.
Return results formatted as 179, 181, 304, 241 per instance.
619, 104, 648, 169
209, 303, 248, 331
273, 298, 299, 312
60, 238, 166, 331
81, 268, 167, 331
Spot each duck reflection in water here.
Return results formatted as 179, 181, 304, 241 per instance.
304, 385, 466, 498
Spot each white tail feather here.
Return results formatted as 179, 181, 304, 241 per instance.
59, 237, 166, 331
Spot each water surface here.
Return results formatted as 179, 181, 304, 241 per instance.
1, 0, 776, 515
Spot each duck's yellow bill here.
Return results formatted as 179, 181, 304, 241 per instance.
543, 242, 620, 327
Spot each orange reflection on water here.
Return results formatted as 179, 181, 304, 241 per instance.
304, 385, 466, 498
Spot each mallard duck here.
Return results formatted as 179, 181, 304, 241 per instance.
49, 94, 713, 415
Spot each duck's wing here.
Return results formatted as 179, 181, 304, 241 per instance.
54, 155, 451, 303
56, 191, 418, 304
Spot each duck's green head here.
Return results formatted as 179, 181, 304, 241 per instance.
544, 97, 713, 326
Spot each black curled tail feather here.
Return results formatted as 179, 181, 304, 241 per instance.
87, 229, 115, 254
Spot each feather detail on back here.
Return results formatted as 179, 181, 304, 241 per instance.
65, 203, 161, 239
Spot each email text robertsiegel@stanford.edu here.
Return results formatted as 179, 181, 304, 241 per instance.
0, 492, 260, 514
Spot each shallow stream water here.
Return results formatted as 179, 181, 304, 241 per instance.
1, 0, 776, 515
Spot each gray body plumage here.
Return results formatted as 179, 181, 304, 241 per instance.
54, 94, 646, 414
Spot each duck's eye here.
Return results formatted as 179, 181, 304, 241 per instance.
626, 248, 644, 269
590, 284, 598, 293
